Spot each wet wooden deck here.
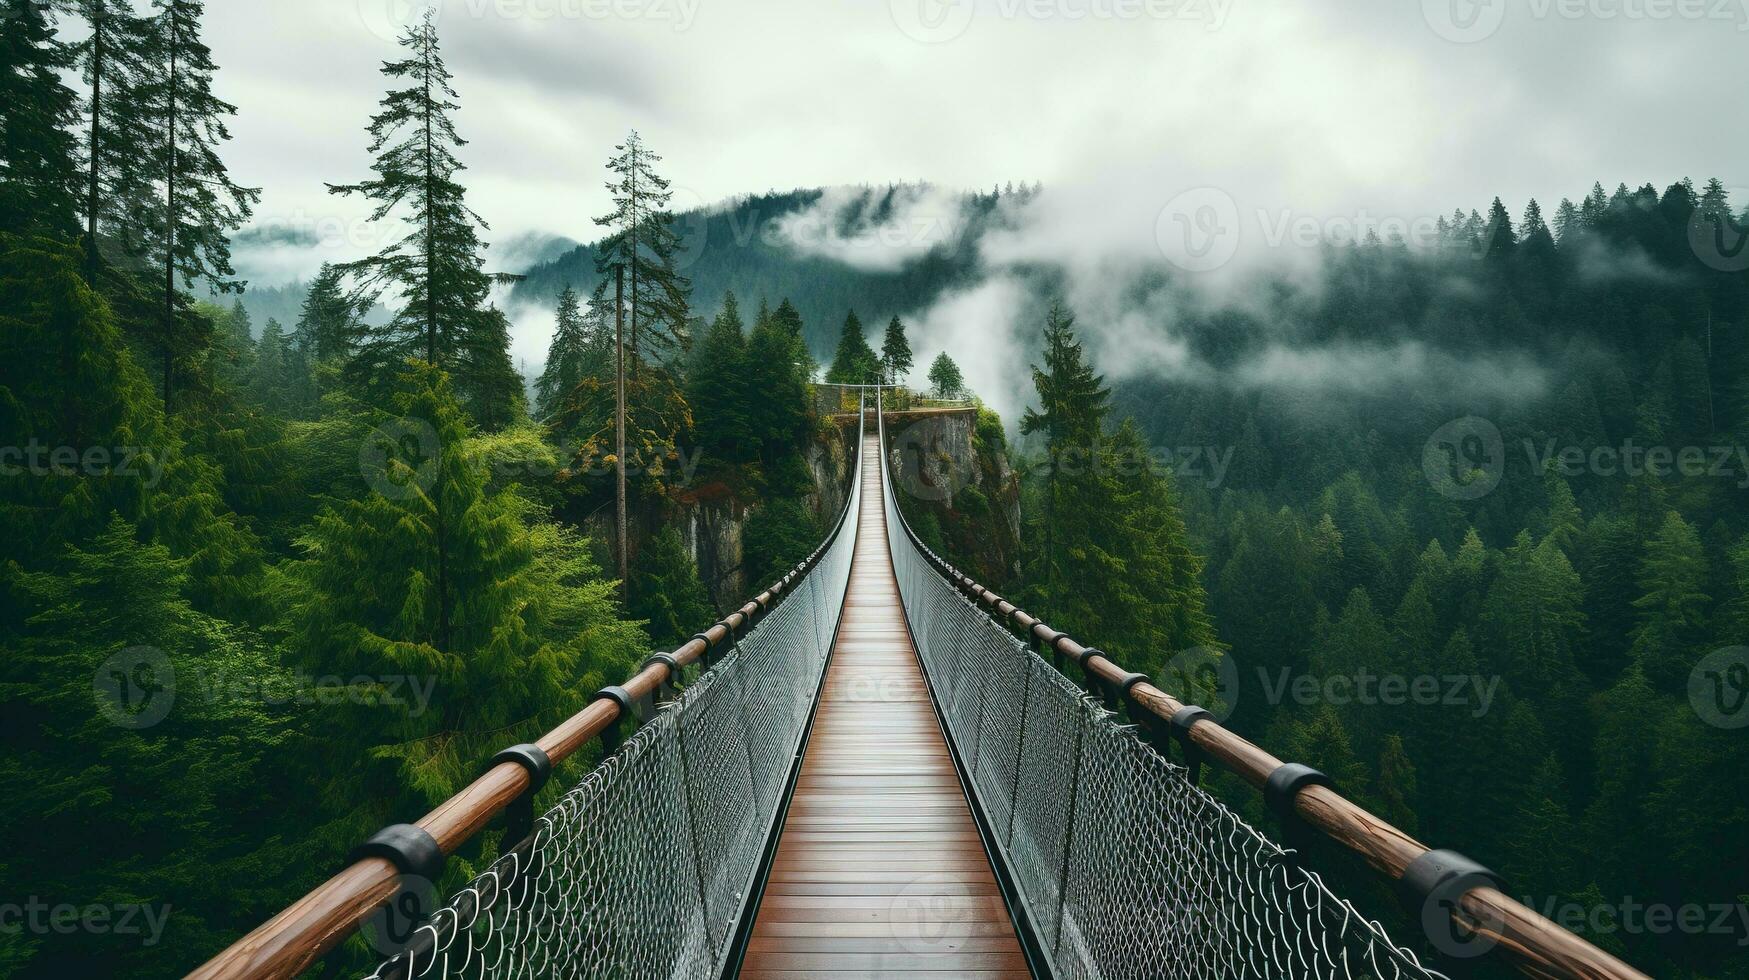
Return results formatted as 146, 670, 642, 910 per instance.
737, 432, 1030, 980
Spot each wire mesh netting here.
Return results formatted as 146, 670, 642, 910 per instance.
358, 408, 864, 980
877, 405, 1449, 980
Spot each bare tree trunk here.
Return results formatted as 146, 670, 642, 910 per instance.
615, 263, 628, 601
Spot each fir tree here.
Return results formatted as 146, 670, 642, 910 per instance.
0, 0, 82, 237
687, 291, 755, 481
628, 526, 713, 649
926, 351, 964, 399
327, 12, 519, 425
71, 0, 156, 280
139, 0, 260, 409
825, 311, 879, 384
279, 360, 641, 824
534, 285, 589, 420
880, 314, 913, 385
592, 129, 690, 367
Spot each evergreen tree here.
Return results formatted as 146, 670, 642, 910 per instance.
250, 316, 291, 413
71, 0, 156, 280
825, 310, 879, 384
139, 0, 260, 409
0, 0, 82, 237
1629, 510, 1711, 691
327, 12, 519, 425
534, 285, 591, 420
926, 350, 964, 399
687, 292, 755, 481
744, 297, 814, 496
628, 526, 714, 649
1022, 302, 1108, 606
880, 314, 913, 385
279, 360, 642, 825
591, 129, 690, 367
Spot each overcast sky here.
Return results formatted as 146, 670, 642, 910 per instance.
202, 0, 1746, 284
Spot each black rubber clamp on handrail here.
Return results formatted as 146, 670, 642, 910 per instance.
1400, 849, 1507, 956
642, 651, 682, 692
591, 685, 637, 754
1098, 667, 1147, 712
1264, 762, 1332, 818
348, 823, 445, 885
1074, 646, 1107, 696
1169, 705, 1213, 785
487, 743, 552, 847
691, 631, 717, 667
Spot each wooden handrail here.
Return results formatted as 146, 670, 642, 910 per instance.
189, 400, 868, 980
875, 396, 1649, 980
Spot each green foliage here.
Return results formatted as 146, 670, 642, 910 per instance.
926, 351, 964, 399
327, 13, 522, 427
277, 361, 642, 829
0, 0, 82, 237
743, 498, 822, 590
825, 310, 880, 384
880, 315, 913, 385
629, 526, 714, 649
591, 129, 691, 364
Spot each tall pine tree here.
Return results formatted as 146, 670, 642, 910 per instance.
592, 129, 691, 368
139, 0, 259, 409
328, 12, 521, 425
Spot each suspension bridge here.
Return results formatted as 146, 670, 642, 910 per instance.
189, 393, 1649, 980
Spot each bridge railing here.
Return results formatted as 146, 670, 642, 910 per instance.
190, 396, 867, 980
874, 394, 1648, 980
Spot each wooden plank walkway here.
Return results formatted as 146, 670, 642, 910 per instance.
737, 431, 1031, 980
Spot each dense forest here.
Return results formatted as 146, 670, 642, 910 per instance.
2, 0, 1745, 977
0, 5, 855, 975
977, 187, 1749, 978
